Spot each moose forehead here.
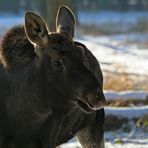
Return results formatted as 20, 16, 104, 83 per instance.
38, 32, 85, 61
47, 32, 73, 50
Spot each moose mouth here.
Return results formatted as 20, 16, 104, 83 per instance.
76, 97, 94, 113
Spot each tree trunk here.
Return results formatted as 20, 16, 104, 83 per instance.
38, 0, 76, 31
46, 0, 58, 31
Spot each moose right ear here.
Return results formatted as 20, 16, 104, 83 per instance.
24, 11, 49, 46
56, 5, 76, 40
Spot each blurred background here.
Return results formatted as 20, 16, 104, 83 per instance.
0, 0, 148, 148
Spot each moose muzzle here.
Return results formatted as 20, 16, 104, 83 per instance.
85, 90, 106, 110
76, 88, 106, 112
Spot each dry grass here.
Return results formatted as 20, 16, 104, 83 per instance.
103, 69, 148, 107
103, 71, 134, 91
103, 71, 148, 91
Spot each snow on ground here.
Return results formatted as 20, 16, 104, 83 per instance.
61, 141, 148, 148
77, 34, 148, 76
105, 106, 148, 119
77, 11, 148, 76
104, 90, 148, 100
105, 143, 148, 148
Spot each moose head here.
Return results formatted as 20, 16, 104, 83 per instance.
24, 6, 106, 112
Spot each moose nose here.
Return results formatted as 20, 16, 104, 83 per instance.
94, 93, 106, 110
86, 90, 106, 110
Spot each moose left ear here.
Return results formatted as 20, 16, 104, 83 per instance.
56, 5, 76, 40
24, 11, 49, 46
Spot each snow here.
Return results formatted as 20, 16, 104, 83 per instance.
105, 106, 148, 119
105, 142, 148, 148
104, 90, 148, 100
60, 137, 148, 148
77, 34, 148, 76
60, 141, 81, 148
61, 143, 148, 148
77, 11, 148, 76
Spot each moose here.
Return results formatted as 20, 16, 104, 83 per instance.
0, 5, 106, 148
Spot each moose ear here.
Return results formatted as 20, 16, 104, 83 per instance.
56, 5, 76, 40
24, 11, 49, 46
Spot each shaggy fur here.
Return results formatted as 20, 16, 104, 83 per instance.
0, 25, 36, 69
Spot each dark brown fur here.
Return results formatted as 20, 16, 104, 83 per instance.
0, 6, 105, 148
0, 25, 36, 69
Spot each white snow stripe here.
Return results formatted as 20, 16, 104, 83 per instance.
104, 90, 148, 100
105, 106, 148, 119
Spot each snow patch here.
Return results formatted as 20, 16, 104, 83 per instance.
104, 90, 148, 100
105, 106, 148, 119
77, 34, 148, 76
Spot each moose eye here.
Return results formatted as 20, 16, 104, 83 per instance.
53, 59, 65, 71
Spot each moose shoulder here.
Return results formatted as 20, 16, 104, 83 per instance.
0, 5, 106, 148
